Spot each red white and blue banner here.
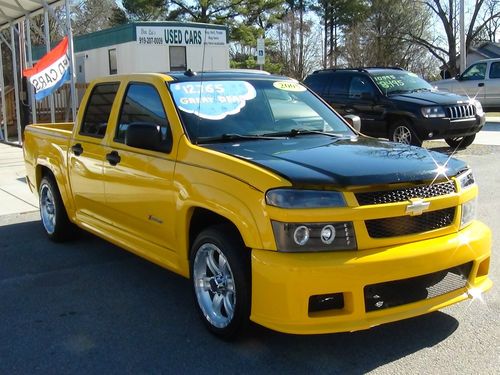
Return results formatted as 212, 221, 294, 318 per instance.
23, 37, 70, 100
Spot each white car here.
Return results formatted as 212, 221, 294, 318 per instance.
433, 58, 500, 109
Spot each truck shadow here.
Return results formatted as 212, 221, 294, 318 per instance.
0, 218, 459, 374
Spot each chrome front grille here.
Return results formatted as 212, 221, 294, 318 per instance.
355, 180, 456, 206
446, 104, 476, 119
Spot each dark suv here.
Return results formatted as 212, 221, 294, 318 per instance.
304, 68, 485, 148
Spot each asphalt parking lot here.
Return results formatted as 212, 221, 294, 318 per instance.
0, 140, 499, 374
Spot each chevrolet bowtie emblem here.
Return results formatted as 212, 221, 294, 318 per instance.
405, 198, 430, 216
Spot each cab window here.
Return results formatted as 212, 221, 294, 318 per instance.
115, 83, 172, 153
489, 62, 500, 79
461, 63, 487, 81
349, 76, 375, 99
80, 83, 119, 138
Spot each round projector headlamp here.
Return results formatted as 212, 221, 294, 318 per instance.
293, 225, 310, 246
320, 225, 336, 244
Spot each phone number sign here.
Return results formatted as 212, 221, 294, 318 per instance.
136, 26, 227, 46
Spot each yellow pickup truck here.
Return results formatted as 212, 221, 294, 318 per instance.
23, 71, 491, 338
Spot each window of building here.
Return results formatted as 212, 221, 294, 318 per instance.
169, 46, 187, 71
80, 83, 119, 138
108, 49, 117, 75
115, 83, 172, 152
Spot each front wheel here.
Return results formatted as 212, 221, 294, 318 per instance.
389, 120, 422, 146
190, 225, 250, 339
445, 134, 476, 149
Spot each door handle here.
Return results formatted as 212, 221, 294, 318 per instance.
71, 143, 83, 156
106, 150, 121, 166
478, 82, 485, 87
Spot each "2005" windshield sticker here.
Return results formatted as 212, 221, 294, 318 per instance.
170, 81, 256, 120
273, 81, 307, 92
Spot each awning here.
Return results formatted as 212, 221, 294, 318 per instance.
0, 0, 63, 30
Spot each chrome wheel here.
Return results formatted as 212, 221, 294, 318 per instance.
392, 125, 412, 144
40, 183, 56, 235
193, 243, 236, 329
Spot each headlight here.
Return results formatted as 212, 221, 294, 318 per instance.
421, 106, 446, 118
271, 221, 357, 252
265, 188, 345, 209
471, 99, 484, 116
456, 169, 475, 190
461, 198, 477, 229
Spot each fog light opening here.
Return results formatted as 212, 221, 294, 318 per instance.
309, 293, 345, 313
293, 225, 310, 246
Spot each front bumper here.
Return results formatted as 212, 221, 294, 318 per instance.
413, 113, 485, 140
250, 220, 491, 334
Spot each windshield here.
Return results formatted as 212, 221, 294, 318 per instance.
370, 71, 433, 95
169, 79, 354, 142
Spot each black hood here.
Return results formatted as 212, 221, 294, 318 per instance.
390, 90, 473, 106
203, 135, 467, 187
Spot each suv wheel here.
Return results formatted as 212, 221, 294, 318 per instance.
389, 120, 422, 146
445, 134, 476, 149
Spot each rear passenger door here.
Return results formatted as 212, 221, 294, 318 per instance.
486, 61, 500, 107
69, 82, 120, 224
103, 80, 178, 253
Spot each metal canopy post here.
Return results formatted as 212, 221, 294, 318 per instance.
10, 23, 22, 144
0, 41, 7, 141
25, 15, 37, 124
64, 0, 77, 122
44, 7, 55, 123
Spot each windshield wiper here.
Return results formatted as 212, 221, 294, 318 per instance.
263, 128, 345, 138
387, 89, 410, 95
408, 88, 431, 93
196, 133, 286, 144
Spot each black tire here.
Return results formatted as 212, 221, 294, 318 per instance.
389, 120, 422, 147
38, 175, 76, 242
445, 134, 476, 149
190, 224, 250, 339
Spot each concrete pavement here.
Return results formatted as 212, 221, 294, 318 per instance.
0, 143, 38, 216
1, 114, 499, 217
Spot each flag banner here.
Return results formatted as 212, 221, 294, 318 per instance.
23, 37, 70, 100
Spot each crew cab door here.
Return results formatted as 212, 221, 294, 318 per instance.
68, 82, 120, 224
486, 61, 500, 107
102, 80, 177, 252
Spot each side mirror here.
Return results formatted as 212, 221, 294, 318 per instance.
125, 123, 162, 151
455, 73, 462, 81
344, 114, 361, 132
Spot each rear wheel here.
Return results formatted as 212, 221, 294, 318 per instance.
389, 120, 422, 146
39, 176, 76, 242
445, 134, 476, 149
190, 225, 250, 339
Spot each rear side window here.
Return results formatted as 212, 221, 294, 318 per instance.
115, 83, 172, 152
304, 74, 327, 94
489, 62, 500, 79
80, 83, 119, 138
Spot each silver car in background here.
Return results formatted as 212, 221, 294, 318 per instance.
433, 58, 500, 109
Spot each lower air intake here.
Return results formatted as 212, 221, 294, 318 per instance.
364, 262, 472, 312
